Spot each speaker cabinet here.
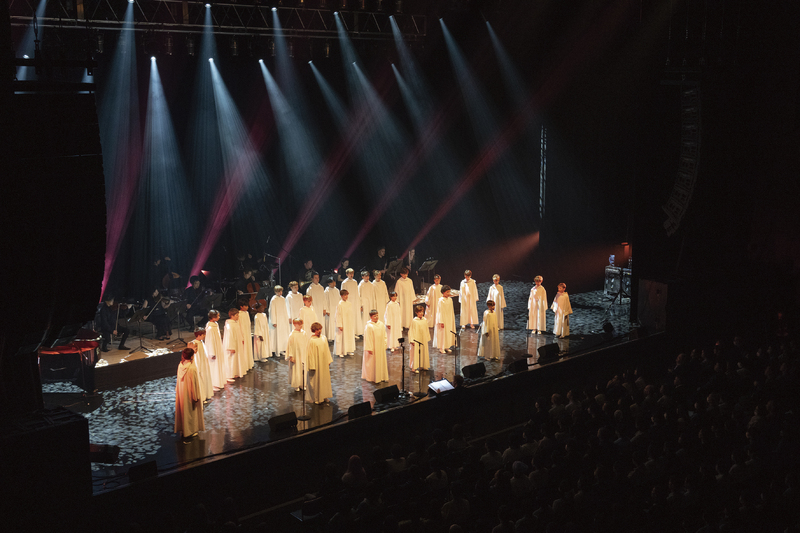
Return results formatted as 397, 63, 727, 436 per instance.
462, 362, 486, 379
269, 411, 298, 432
348, 401, 372, 420
373, 384, 399, 404
507, 358, 528, 373
537, 343, 560, 363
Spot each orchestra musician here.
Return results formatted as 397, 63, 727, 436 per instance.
144, 288, 173, 340
184, 276, 218, 329
95, 294, 131, 352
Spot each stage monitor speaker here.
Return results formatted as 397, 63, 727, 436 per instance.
507, 358, 528, 373
269, 412, 298, 432
89, 443, 120, 464
462, 362, 486, 379
348, 401, 372, 420
537, 343, 560, 363
373, 384, 399, 404
128, 460, 158, 483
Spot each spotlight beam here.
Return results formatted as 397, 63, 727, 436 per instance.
404, 2, 633, 256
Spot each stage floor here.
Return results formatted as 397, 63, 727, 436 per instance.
41, 284, 631, 492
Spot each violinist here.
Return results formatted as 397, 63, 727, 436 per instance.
144, 288, 173, 340
185, 276, 210, 328
96, 294, 131, 352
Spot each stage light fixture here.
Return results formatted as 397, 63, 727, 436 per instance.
359, 0, 366, 10
324, 41, 330, 58
205, 3, 211, 8
395, 0, 402, 13
377, 0, 384, 11
128, 0, 134, 3
151, 56, 156, 61
288, 40, 294, 58
320, 0, 327, 8
259, 58, 264, 63
23, 54, 29, 59
341, 0, 347, 10
297, 0, 304, 6
269, 39, 275, 57
334, 11, 338, 16
186, 36, 195, 56
95, 33, 104, 54
208, 57, 214, 62
272, 6, 277, 11
230, 37, 238, 57
165, 34, 173, 56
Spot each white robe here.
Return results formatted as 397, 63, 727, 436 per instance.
478, 310, 501, 360
384, 300, 402, 350
395, 276, 416, 329
298, 305, 317, 342
363, 320, 388, 383
434, 297, 455, 352
372, 279, 390, 319
528, 285, 548, 332
323, 286, 341, 339
334, 299, 355, 355
190, 339, 214, 401
358, 279, 376, 328
459, 278, 479, 326
410, 316, 430, 371
205, 321, 226, 389
306, 335, 333, 403
487, 283, 507, 329
175, 360, 204, 437
223, 318, 244, 379
253, 312, 271, 361
551, 291, 573, 337
341, 277, 362, 334
425, 283, 442, 328
306, 282, 327, 326
269, 295, 290, 356
285, 291, 304, 320
238, 310, 254, 371
286, 329, 307, 389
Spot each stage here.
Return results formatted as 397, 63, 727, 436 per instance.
41, 283, 633, 492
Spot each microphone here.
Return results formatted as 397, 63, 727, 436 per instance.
398, 337, 405, 343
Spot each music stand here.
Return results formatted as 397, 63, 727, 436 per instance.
385, 259, 404, 279
298, 359, 311, 422
127, 308, 155, 355
418, 259, 438, 289
398, 337, 410, 398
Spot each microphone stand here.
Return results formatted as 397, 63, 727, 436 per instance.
398, 337, 410, 398
412, 339, 428, 398
450, 329, 462, 380
297, 356, 311, 422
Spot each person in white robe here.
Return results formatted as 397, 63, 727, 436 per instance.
395, 267, 416, 329
358, 271, 376, 331
189, 330, 214, 401
285, 281, 304, 320
269, 286, 290, 357
323, 277, 341, 340
223, 308, 245, 379
459, 270, 480, 328
306, 272, 327, 327
551, 283, 573, 338
286, 319, 307, 391
528, 276, 547, 334
434, 286, 456, 353
237, 301, 254, 371
334, 290, 355, 356
363, 310, 389, 383
486, 275, 507, 330
384, 292, 402, 351
205, 311, 227, 389
305, 322, 333, 404
425, 274, 443, 328
372, 270, 390, 319
253, 306, 271, 361
410, 305, 430, 372
298, 295, 317, 342
478, 301, 501, 361
174, 348, 205, 438
341, 268, 362, 335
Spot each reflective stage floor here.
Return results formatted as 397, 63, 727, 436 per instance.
41, 284, 631, 492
